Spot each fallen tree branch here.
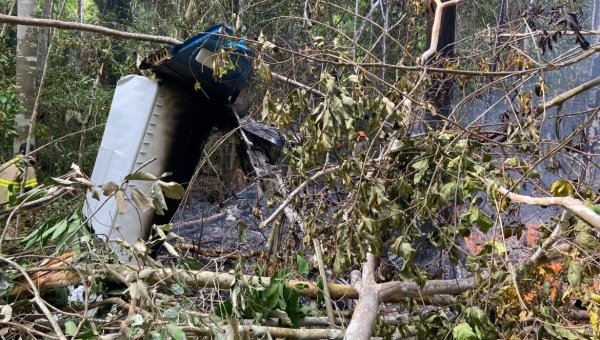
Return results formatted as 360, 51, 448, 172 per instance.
495, 186, 600, 230
346, 252, 475, 339
182, 324, 345, 339
0, 13, 182, 45
174, 212, 225, 229
346, 253, 380, 340
10, 263, 475, 302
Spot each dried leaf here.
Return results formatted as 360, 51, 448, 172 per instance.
157, 180, 185, 200
72, 177, 95, 188
163, 242, 180, 257
0, 305, 12, 322
89, 186, 100, 201
131, 189, 154, 212
51, 177, 74, 185
125, 172, 158, 181
70, 163, 83, 176
101, 182, 118, 196
270, 309, 293, 326
115, 190, 127, 214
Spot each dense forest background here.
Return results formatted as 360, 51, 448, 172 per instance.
1, 0, 600, 339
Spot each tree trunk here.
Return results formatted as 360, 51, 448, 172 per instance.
584, 0, 600, 184
425, 0, 456, 122
15, 0, 38, 153
37, 0, 53, 84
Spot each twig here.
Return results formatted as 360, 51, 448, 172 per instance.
78, 64, 103, 171
271, 71, 325, 97
260, 166, 339, 228
0, 187, 70, 218
525, 210, 572, 266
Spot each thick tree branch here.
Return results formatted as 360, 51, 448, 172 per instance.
0, 13, 182, 45
11, 263, 475, 303
346, 253, 380, 340
345, 253, 476, 339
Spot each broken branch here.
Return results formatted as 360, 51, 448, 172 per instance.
496, 186, 600, 230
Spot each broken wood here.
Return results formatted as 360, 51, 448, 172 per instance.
173, 212, 225, 229
177, 242, 251, 259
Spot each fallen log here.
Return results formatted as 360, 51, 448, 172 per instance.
10, 262, 475, 302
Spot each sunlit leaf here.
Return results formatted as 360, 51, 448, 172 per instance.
550, 179, 573, 197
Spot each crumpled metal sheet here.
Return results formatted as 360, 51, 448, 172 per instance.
240, 117, 286, 148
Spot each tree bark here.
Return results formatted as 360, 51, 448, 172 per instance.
422, 0, 462, 122
36, 0, 53, 84
15, 0, 38, 153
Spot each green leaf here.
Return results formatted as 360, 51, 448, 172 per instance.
179, 257, 204, 271
51, 218, 69, 240
567, 262, 584, 289
64, 320, 77, 336
296, 253, 310, 275
412, 159, 428, 170
215, 301, 233, 318
162, 242, 180, 257
585, 203, 600, 215
130, 314, 144, 326
167, 323, 186, 340
316, 276, 324, 305
476, 211, 493, 233
452, 322, 478, 340
171, 283, 184, 295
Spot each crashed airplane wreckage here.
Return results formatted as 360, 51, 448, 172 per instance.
82, 25, 292, 262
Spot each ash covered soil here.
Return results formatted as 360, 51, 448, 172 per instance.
168, 175, 277, 257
